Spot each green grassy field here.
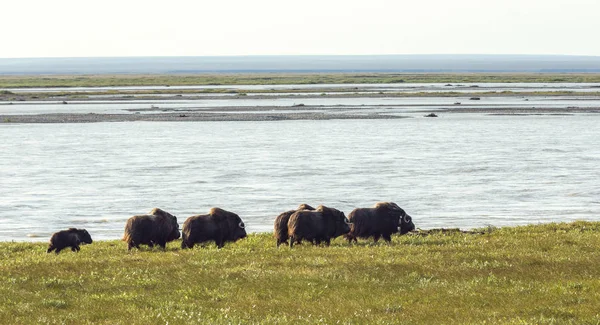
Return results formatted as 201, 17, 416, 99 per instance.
1, 222, 599, 324
2, 73, 600, 88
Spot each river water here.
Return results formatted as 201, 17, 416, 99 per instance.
1, 115, 599, 241
3, 82, 600, 93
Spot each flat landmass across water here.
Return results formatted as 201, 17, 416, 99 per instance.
1, 222, 599, 324
1, 73, 600, 123
2, 73, 600, 88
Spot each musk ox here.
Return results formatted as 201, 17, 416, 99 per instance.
181, 207, 247, 249
122, 208, 180, 250
274, 203, 315, 247
287, 205, 351, 248
345, 202, 415, 243
47, 228, 93, 254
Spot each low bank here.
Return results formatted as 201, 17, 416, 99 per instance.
1, 222, 599, 324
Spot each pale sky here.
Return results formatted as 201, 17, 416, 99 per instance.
2, 0, 599, 58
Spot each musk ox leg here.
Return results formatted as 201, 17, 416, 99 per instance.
156, 240, 167, 250
182, 234, 196, 249
148, 242, 154, 248
289, 236, 294, 248
276, 239, 286, 248
382, 234, 392, 243
290, 236, 303, 248
54, 247, 63, 254
373, 234, 381, 243
324, 239, 331, 246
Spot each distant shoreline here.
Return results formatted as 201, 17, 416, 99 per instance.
2, 107, 598, 124
0, 111, 408, 123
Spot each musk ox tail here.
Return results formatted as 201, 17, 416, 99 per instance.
274, 211, 293, 247
122, 219, 135, 243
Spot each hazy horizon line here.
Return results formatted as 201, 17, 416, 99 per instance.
3, 53, 600, 60
3, 55, 600, 75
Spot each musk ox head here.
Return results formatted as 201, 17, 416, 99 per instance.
374, 202, 415, 234
399, 212, 415, 234
149, 207, 181, 241
210, 207, 247, 241
70, 228, 93, 244
387, 203, 415, 234
316, 205, 351, 237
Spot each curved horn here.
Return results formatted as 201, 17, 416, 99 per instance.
403, 213, 411, 224
344, 217, 353, 225
239, 221, 245, 229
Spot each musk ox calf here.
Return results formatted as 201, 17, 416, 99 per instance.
47, 228, 93, 254
181, 207, 247, 249
345, 202, 415, 243
274, 203, 315, 247
122, 208, 180, 250
287, 205, 351, 248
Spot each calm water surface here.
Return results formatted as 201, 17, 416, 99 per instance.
1, 115, 599, 241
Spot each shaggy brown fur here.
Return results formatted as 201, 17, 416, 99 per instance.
345, 202, 415, 243
273, 204, 315, 247
47, 228, 93, 254
122, 208, 180, 250
287, 205, 350, 248
181, 207, 247, 249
